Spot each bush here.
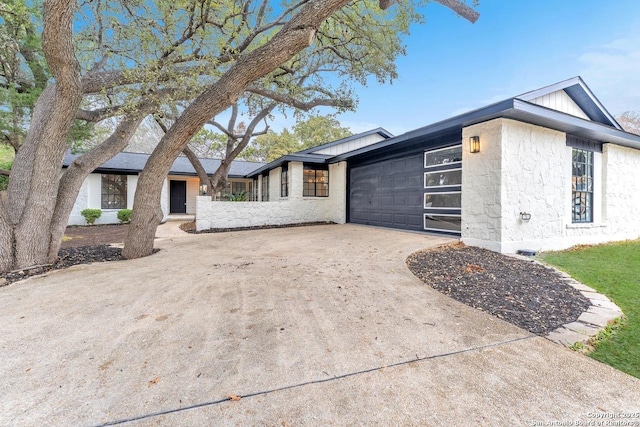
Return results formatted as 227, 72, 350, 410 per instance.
117, 209, 132, 224
80, 208, 102, 225
225, 191, 249, 202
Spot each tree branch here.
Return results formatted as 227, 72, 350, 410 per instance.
245, 86, 354, 111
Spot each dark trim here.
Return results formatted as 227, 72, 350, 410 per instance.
247, 154, 330, 178
516, 76, 621, 129
296, 128, 393, 155
347, 134, 462, 168
345, 163, 351, 223
423, 185, 462, 193
566, 135, 602, 153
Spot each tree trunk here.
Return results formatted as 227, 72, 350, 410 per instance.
0, 0, 84, 271
47, 114, 147, 261
208, 161, 231, 196
122, 0, 352, 259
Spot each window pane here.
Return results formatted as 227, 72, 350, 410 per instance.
424, 146, 462, 168
571, 148, 594, 223
424, 169, 461, 187
303, 164, 329, 197
424, 193, 461, 208
424, 215, 461, 232
101, 174, 127, 209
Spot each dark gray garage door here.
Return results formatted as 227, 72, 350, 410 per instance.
349, 153, 424, 231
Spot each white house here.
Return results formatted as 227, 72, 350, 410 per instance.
62, 152, 263, 225
67, 77, 640, 253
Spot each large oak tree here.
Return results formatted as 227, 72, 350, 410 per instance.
0, 0, 479, 272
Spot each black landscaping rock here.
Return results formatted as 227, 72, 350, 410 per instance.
406, 243, 590, 335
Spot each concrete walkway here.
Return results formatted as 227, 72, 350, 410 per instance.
0, 224, 638, 426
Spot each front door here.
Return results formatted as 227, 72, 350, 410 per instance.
170, 180, 187, 214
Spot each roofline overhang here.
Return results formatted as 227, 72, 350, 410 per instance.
246, 154, 330, 177
329, 98, 640, 162
296, 127, 394, 155
516, 76, 622, 130
507, 99, 640, 149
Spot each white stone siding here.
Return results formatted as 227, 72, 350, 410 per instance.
196, 161, 347, 230
312, 134, 386, 156
601, 144, 640, 238
462, 118, 640, 253
499, 120, 570, 252
529, 90, 590, 120
270, 167, 282, 201
461, 119, 504, 251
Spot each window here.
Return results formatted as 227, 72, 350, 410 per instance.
572, 148, 593, 223
424, 168, 462, 188
281, 164, 288, 197
424, 145, 462, 168
423, 144, 462, 235
101, 174, 128, 209
261, 174, 269, 201
303, 164, 329, 197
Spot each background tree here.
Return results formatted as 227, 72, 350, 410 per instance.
0, 0, 479, 272
245, 115, 353, 162
616, 111, 640, 135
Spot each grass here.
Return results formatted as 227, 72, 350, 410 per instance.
540, 240, 640, 378
0, 145, 14, 191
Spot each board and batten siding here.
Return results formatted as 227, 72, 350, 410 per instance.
312, 133, 387, 156
529, 90, 590, 120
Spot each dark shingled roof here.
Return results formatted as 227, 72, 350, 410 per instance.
62, 151, 264, 177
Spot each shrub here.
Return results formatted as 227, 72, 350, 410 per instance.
80, 208, 102, 225
225, 191, 249, 202
117, 209, 132, 224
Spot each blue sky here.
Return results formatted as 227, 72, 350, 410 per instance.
323, 0, 640, 136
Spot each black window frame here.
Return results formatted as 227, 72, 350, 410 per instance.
571, 148, 594, 223
281, 164, 288, 197
303, 164, 329, 197
101, 174, 128, 210
261, 173, 269, 201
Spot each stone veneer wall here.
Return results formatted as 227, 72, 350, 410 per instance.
462, 118, 640, 253
460, 119, 504, 251
196, 161, 347, 230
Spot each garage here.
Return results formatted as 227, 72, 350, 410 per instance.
349, 153, 424, 231
348, 144, 462, 235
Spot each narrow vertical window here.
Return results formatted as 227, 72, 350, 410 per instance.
281, 164, 288, 197
261, 174, 269, 201
572, 148, 593, 223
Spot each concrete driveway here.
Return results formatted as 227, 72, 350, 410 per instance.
1, 224, 638, 426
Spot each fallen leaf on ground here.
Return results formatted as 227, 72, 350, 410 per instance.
464, 264, 486, 273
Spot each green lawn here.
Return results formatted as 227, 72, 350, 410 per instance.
541, 240, 640, 378
0, 145, 13, 190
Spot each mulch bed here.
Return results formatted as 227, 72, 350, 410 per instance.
0, 224, 162, 287
1, 245, 124, 286
406, 243, 591, 334
180, 221, 334, 234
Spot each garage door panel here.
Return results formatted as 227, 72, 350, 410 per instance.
349, 153, 424, 231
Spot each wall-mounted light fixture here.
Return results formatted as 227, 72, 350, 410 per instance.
469, 136, 480, 153
520, 212, 532, 222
